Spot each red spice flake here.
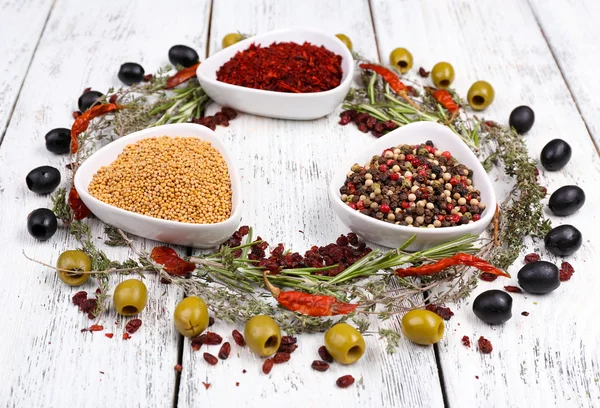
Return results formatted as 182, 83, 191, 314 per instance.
278, 343, 298, 354
521, 311, 530, 316
150, 246, 196, 277
216, 42, 343, 93
262, 358, 274, 374
174, 364, 182, 372
318, 346, 333, 363
72, 291, 88, 306
203, 353, 218, 365
83, 87, 91, 93
426, 304, 454, 320
504, 285, 522, 293
236, 382, 240, 387
105, 333, 114, 339
475, 375, 480, 379
280, 336, 297, 345
559, 262, 575, 281
484, 120, 497, 128
218, 342, 231, 360
242, 369, 247, 374
524, 253, 540, 264
479, 272, 498, 282
336, 375, 355, 388
68, 186, 91, 220
208, 317, 215, 327
202, 382, 211, 390
232, 329, 246, 347
122, 333, 131, 340
477, 336, 493, 354
126, 318, 142, 334
273, 352, 291, 364
143, 74, 153, 82
311, 360, 330, 372
461, 335, 471, 348
418, 67, 430, 78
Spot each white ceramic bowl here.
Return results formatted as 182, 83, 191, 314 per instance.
196, 27, 354, 120
74, 123, 242, 248
329, 122, 496, 251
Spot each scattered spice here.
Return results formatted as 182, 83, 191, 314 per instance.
480, 272, 498, 282
202, 382, 211, 390
232, 329, 246, 347
262, 358, 274, 374
336, 375, 355, 388
475, 375, 479, 379
242, 369, 247, 374
165, 62, 200, 89
122, 333, 131, 340
81, 324, 104, 333
126, 318, 142, 334
418, 67, 430, 77
68, 186, 91, 220
339, 109, 399, 137
218, 342, 231, 360
203, 353, 218, 366
426, 304, 454, 320
72, 111, 81, 119
191, 336, 203, 351
105, 333, 114, 339
524, 253, 540, 264
521, 311, 530, 316
216, 42, 343, 93
273, 352, 291, 364
311, 360, 330, 372
174, 364, 182, 372
477, 336, 493, 354
318, 346, 334, 363
192, 107, 237, 131
559, 262, 574, 281
108, 94, 118, 104
461, 335, 471, 348
504, 286, 522, 293
143, 74, 153, 82
203, 332, 223, 345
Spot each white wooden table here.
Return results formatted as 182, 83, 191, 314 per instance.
1, 0, 599, 407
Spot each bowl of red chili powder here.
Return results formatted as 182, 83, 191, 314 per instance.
197, 27, 354, 120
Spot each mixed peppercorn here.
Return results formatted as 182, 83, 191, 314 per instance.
339, 141, 485, 227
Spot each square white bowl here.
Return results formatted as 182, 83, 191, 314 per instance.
196, 27, 355, 120
74, 123, 242, 248
329, 122, 496, 251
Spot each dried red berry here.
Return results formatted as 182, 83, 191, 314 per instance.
273, 352, 291, 364
72, 291, 88, 306
262, 358, 274, 374
311, 360, 330, 372
559, 262, 575, 282
191, 336, 204, 350
477, 336, 493, 354
126, 318, 142, 334
218, 342, 231, 360
521, 311, 530, 316
336, 375, 355, 388
480, 272, 498, 282
278, 343, 298, 354
504, 286, 522, 293
524, 253, 540, 264
105, 333, 114, 339
108, 94, 118, 104
426, 304, 454, 320
174, 364, 182, 372
232, 329, 246, 347
123, 333, 131, 340
418, 67, 430, 77
318, 346, 333, 363
143, 74, 153, 82
203, 353, 218, 365
204, 332, 223, 345
202, 382, 211, 389
235, 382, 240, 387
461, 335, 471, 348
281, 336, 297, 345
72, 111, 81, 119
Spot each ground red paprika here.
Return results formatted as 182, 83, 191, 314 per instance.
216, 42, 343, 93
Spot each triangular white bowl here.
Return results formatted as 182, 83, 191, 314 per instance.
329, 122, 496, 251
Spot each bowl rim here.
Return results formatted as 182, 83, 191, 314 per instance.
196, 26, 355, 99
328, 121, 497, 236
73, 123, 242, 231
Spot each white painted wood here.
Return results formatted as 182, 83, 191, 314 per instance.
0, 0, 54, 142
0, 0, 211, 406
371, 0, 600, 407
177, 1, 445, 407
529, 0, 600, 147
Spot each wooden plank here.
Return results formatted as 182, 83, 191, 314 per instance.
0, 0, 54, 143
528, 0, 600, 147
0, 0, 211, 406
177, 1, 446, 407
370, 0, 600, 407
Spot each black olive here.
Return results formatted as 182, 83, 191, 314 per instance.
472, 290, 513, 324
540, 139, 571, 171
544, 224, 582, 256
26, 166, 61, 194
44, 128, 71, 154
118, 62, 145, 85
27, 208, 58, 241
509, 105, 535, 134
517, 261, 560, 294
168, 45, 199, 68
78, 90, 103, 112
548, 185, 585, 216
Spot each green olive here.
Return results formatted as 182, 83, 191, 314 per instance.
173, 296, 209, 337
389, 48, 413, 74
431, 62, 455, 89
222, 33, 243, 49
401, 310, 444, 345
113, 279, 148, 316
56, 250, 91, 287
324, 323, 366, 364
467, 80, 495, 111
335, 34, 353, 51
244, 315, 281, 357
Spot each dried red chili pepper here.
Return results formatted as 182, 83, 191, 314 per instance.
318, 346, 333, 363
126, 318, 142, 334
203, 353, 218, 365
504, 286, 522, 293
311, 360, 330, 372
262, 358, 274, 374
359, 64, 420, 110
263, 272, 357, 316
273, 352, 291, 364
202, 382, 211, 389
218, 342, 231, 360
426, 87, 460, 114
232, 329, 246, 347
524, 253, 540, 264
395, 253, 509, 278
165, 63, 201, 89
68, 187, 91, 220
336, 375, 355, 388
560, 262, 575, 281
477, 336, 493, 354
71, 103, 120, 153
461, 335, 471, 348
150, 246, 196, 277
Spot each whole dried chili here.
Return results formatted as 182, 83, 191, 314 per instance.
216, 42, 342, 93
263, 272, 357, 316
165, 62, 200, 89
395, 253, 509, 278
150, 246, 196, 277
359, 63, 420, 110
68, 187, 91, 220
71, 103, 120, 153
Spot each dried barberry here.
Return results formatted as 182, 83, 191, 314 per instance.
203, 353, 218, 365
203, 332, 223, 345
504, 286, 522, 293
262, 358, 274, 374
232, 329, 246, 347
480, 272, 498, 282
280, 336, 297, 345
336, 375, 355, 388
418, 67, 430, 77
311, 360, 330, 372
218, 342, 231, 360
461, 335, 471, 348
273, 352, 291, 364
126, 318, 142, 334
524, 253, 540, 264
318, 346, 333, 363
278, 343, 298, 354
477, 336, 493, 354
521, 311, 530, 316
559, 262, 574, 281
426, 304, 454, 320
191, 336, 204, 350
